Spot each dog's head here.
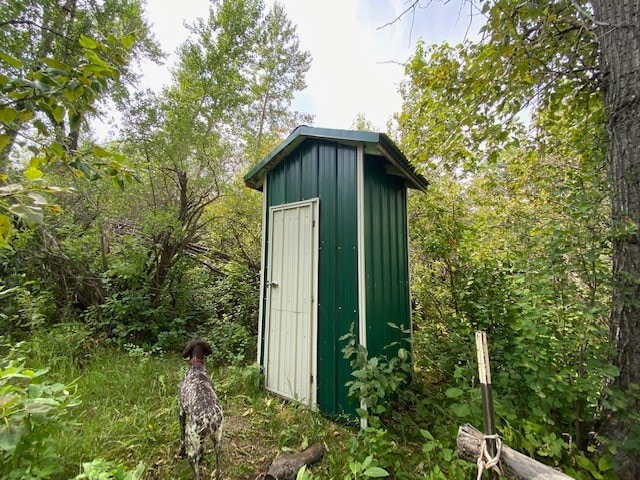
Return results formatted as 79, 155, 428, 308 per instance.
182, 337, 212, 359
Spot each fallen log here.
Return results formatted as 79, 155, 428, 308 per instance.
264, 443, 325, 480
457, 424, 574, 480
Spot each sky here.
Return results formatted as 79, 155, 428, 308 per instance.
140, 0, 482, 131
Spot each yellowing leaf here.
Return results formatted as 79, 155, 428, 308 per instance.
0, 108, 18, 124
92, 146, 111, 158
122, 34, 136, 49
24, 166, 44, 180
0, 214, 11, 241
47, 204, 62, 215
52, 105, 65, 123
0, 134, 11, 151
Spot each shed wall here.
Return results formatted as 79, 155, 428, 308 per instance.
264, 138, 359, 416
363, 155, 412, 357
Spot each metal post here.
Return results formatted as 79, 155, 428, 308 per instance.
475, 331, 497, 476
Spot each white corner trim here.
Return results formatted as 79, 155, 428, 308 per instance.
356, 143, 367, 349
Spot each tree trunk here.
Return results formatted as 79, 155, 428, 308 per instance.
592, 1, 640, 478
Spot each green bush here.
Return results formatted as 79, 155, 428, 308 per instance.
197, 319, 256, 366
341, 324, 412, 428
0, 350, 81, 479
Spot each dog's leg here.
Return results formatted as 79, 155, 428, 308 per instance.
177, 408, 186, 458
213, 426, 222, 480
214, 442, 221, 480
189, 454, 200, 480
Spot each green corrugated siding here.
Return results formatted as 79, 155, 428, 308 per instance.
264, 138, 358, 416
363, 155, 411, 358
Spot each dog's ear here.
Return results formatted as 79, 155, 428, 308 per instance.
202, 340, 212, 356
182, 339, 195, 358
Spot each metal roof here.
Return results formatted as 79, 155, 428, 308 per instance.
243, 125, 428, 192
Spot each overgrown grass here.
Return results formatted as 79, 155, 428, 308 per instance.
7, 324, 608, 479
11, 327, 447, 479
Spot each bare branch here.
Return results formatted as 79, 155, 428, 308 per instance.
377, 0, 420, 31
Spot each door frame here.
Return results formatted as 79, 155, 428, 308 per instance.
263, 198, 319, 408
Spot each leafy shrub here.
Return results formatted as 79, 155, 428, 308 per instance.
198, 319, 256, 366
93, 288, 166, 343
0, 351, 81, 479
0, 280, 57, 337
73, 458, 145, 480
197, 261, 260, 335
341, 324, 412, 428
419, 429, 470, 480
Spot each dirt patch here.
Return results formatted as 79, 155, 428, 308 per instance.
223, 413, 274, 478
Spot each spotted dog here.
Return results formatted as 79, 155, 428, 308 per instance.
177, 338, 224, 480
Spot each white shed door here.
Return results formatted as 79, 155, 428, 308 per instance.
265, 200, 318, 407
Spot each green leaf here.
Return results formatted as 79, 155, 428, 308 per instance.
295, 465, 308, 480
0, 52, 24, 69
0, 423, 24, 453
445, 387, 464, 398
363, 466, 389, 478
52, 105, 65, 123
0, 183, 23, 196
93, 146, 111, 158
41, 57, 70, 70
420, 429, 435, 441
33, 119, 49, 136
0, 134, 11, 151
69, 159, 95, 179
79, 35, 98, 49
0, 107, 18, 123
576, 454, 603, 479
598, 455, 612, 472
449, 402, 471, 417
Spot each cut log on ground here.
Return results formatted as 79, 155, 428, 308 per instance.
263, 443, 325, 480
457, 424, 574, 480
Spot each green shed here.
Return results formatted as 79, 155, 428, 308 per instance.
244, 125, 427, 417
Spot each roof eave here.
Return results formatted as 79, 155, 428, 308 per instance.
377, 134, 429, 192
243, 126, 428, 192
